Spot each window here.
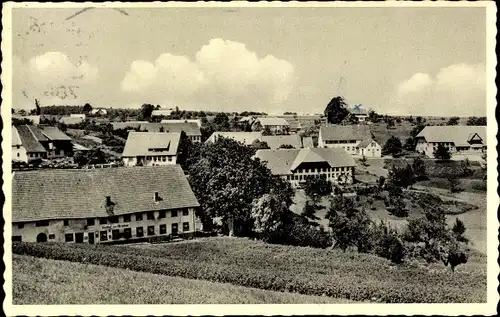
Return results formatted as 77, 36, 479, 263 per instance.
112, 229, 120, 240
49, 234, 55, 240
123, 228, 132, 239
64, 219, 69, 226
17, 223, 24, 229
147, 225, 155, 236
87, 219, 95, 226
109, 216, 119, 224
123, 214, 131, 222
12, 236, 22, 242
171, 223, 178, 234
183, 209, 189, 216
17, 152, 20, 157
136, 227, 144, 237
99, 218, 107, 225
159, 210, 166, 219
160, 224, 167, 234
183, 222, 190, 232
136, 213, 143, 221
100, 231, 108, 241
35, 220, 49, 227
168, 156, 172, 162
171, 210, 178, 217
65, 233, 74, 242
147, 211, 155, 220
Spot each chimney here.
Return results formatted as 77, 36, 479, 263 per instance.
105, 196, 115, 215
106, 196, 112, 206
154, 192, 160, 202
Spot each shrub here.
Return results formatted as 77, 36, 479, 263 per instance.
374, 224, 406, 264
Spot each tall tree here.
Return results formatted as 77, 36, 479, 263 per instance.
188, 137, 293, 236
177, 131, 193, 170
433, 144, 451, 160
138, 103, 155, 121
83, 103, 93, 114
34, 99, 41, 115
382, 136, 403, 156
324, 96, 349, 124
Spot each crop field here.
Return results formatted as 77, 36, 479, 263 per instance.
13, 255, 350, 304
12, 237, 487, 303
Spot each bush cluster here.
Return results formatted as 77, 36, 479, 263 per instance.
12, 242, 485, 303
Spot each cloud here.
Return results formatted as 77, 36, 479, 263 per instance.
13, 52, 99, 107
121, 38, 296, 112
395, 63, 486, 116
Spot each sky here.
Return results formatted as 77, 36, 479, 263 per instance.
11, 6, 488, 116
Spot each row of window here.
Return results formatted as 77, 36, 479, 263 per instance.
324, 140, 358, 144
296, 166, 350, 174
285, 173, 348, 181
145, 156, 174, 162
24, 209, 190, 228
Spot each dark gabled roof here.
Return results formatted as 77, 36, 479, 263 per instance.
15, 125, 47, 153
261, 134, 303, 149
139, 122, 201, 136
12, 165, 200, 222
319, 124, 371, 141
39, 126, 72, 141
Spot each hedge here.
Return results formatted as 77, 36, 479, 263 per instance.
12, 242, 486, 303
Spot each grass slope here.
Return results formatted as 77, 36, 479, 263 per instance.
13, 255, 352, 305
13, 237, 487, 303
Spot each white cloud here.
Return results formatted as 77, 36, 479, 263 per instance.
394, 63, 486, 116
121, 38, 296, 112
13, 52, 99, 107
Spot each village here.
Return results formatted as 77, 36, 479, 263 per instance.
6, 3, 494, 310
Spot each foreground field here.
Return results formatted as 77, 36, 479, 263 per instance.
13, 255, 350, 304
13, 237, 487, 303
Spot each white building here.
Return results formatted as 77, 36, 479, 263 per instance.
318, 125, 381, 157
415, 125, 486, 159
254, 147, 356, 187
122, 132, 180, 167
349, 106, 369, 123
11, 165, 202, 244
151, 109, 174, 118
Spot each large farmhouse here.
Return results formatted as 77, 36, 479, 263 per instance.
12, 125, 73, 163
122, 132, 180, 167
415, 125, 487, 159
318, 125, 381, 157
11, 166, 201, 244
255, 147, 356, 187
252, 117, 291, 135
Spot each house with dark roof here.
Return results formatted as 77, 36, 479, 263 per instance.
12, 125, 73, 163
206, 132, 262, 146
140, 122, 202, 143
122, 132, 181, 167
255, 147, 356, 187
206, 132, 311, 149
318, 124, 381, 157
252, 117, 291, 135
415, 126, 487, 159
11, 165, 201, 244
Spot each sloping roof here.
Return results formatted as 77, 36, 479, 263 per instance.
151, 109, 174, 117
12, 126, 22, 146
319, 124, 371, 141
350, 108, 368, 115
112, 121, 148, 130
59, 116, 85, 125
13, 115, 41, 125
72, 142, 90, 151
122, 132, 180, 157
357, 138, 377, 149
256, 117, 290, 126
140, 122, 201, 136
261, 134, 302, 149
40, 126, 72, 141
302, 137, 314, 148
12, 165, 200, 222
207, 132, 262, 146
15, 125, 46, 152
161, 119, 202, 127
91, 108, 107, 114
255, 148, 356, 175
27, 125, 48, 142
416, 126, 487, 147
82, 135, 103, 144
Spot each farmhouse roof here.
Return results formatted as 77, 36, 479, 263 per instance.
111, 121, 148, 130
122, 132, 180, 157
15, 125, 47, 153
160, 119, 202, 127
319, 124, 371, 141
357, 138, 377, 149
59, 116, 85, 125
349, 108, 368, 115
206, 132, 262, 146
261, 134, 303, 149
255, 147, 356, 175
256, 117, 290, 126
39, 126, 72, 141
151, 109, 174, 117
12, 165, 200, 222
416, 126, 486, 147
12, 126, 22, 146
139, 122, 201, 136
302, 136, 314, 148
